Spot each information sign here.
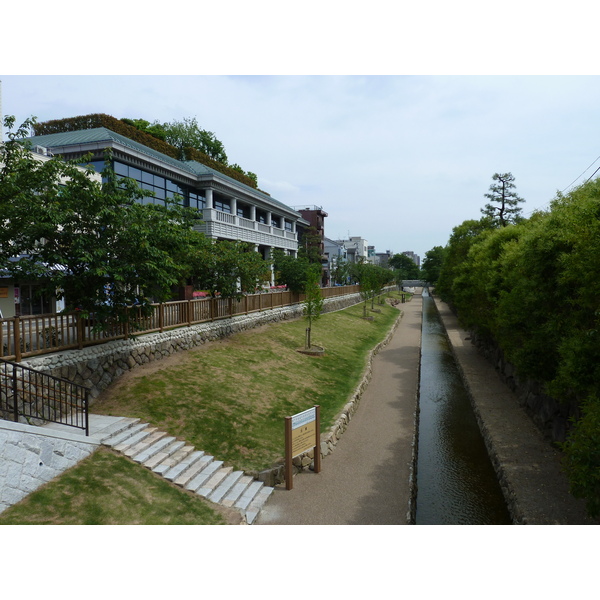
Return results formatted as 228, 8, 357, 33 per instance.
285, 405, 321, 490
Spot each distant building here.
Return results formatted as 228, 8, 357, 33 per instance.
336, 236, 369, 263
402, 251, 421, 267
323, 237, 347, 286
373, 250, 393, 268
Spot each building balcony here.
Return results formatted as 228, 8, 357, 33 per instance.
195, 208, 298, 249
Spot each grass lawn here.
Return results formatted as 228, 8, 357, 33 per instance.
93, 291, 407, 473
0, 447, 235, 525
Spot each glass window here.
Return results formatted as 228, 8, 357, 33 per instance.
114, 161, 129, 177
215, 198, 231, 213
285, 220, 293, 231
128, 167, 142, 182
271, 216, 281, 228
256, 210, 267, 224
141, 170, 154, 184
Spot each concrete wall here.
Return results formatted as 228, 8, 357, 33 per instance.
0, 419, 99, 514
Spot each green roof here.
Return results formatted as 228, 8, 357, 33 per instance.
26, 127, 195, 175
26, 128, 299, 214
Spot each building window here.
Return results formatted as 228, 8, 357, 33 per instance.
214, 198, 231, 213
284, 220, 293, 232
256, 210, 267, 224
237, 204, 251, 219
271, 215, 281, 228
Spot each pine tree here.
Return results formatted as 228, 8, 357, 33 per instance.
481, 172, 525, 227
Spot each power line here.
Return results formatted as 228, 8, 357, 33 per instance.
561, 154, 600, 193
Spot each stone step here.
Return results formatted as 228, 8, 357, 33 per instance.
196, 466, 233, 498
142, 440, 187, 470
207, 471, 244, 504
132, 435, 175, 463
185, 460, 223, 492
98, 418, 275, 524
115, 427, 158, 453
244, 486, 275, 524
103, 422, 149, 447
234, 480, 265, 511
121, 429, 164, 457
95, 418, 141, 443
174, 454, 213, 487
153, 445, 193, 475
221, 475, 253, 508
164, 450, 205, 482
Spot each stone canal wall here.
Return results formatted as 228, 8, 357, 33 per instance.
433, 295, 594, 524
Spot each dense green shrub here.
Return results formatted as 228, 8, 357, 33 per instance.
437, 178, 600, 517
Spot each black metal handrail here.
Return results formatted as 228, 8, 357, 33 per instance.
0, 358, 90, 435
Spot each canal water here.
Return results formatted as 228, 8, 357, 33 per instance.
415, 291, 512, 525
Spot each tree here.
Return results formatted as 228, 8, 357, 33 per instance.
162, 117, 228, 164
187, 239, 271, 299
330, 255, 349, 286
388, 253, 420, 280
272, 251, 320, 294
303, 268, 324, 349
1, 115, 203, 327
421, 246, 446, 285
481, 172, 525, 227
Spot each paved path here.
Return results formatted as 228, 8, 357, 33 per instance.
257, 295, 422, 525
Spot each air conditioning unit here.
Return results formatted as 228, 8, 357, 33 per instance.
33, 145, 48, 155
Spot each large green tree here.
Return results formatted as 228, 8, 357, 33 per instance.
272, 251, 320, 294
187, 240, 271, 299
388, 253, 420, 280
1, 116, 203, 325
421, 246, 446, 285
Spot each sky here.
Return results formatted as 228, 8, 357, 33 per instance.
3, 74, 600, 262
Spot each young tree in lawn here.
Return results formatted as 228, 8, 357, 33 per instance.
303, 268, 324, 350
481, 172, 525, 227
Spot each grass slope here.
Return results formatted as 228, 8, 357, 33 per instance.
0, 448, 233, 525
94, 293, 405, 473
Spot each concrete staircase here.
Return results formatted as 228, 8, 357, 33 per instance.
93, 417, 274, 524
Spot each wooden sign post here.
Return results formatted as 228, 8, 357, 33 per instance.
285, 405, 321, 490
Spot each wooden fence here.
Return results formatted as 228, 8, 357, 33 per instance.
0, 285, 361, 362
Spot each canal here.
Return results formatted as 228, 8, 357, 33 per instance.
415, 291, 512, 525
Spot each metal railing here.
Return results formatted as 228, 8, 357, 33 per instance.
0, 285, 362, 362
0, 358, 90, 435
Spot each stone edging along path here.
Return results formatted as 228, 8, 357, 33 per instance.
256, 300, 406, 487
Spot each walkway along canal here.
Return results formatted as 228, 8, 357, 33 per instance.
415, 290, 512, 524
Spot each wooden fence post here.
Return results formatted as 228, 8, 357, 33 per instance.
14, 317, 21, 363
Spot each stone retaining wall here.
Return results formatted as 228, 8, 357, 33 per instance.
468, 332, 579, 445
21, 293, 364, 403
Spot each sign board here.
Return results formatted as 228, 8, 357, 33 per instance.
0, 287, 8, 299
291, 407, 317, 458
285, 405, 321, 490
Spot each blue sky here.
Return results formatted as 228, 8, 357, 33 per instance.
3, 74, 600, 261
